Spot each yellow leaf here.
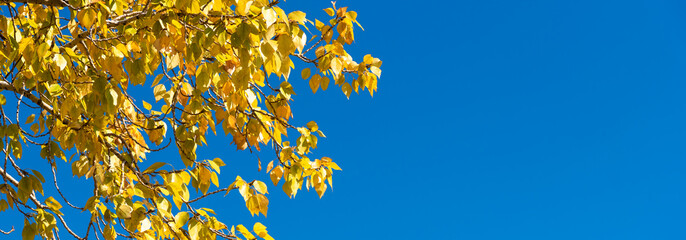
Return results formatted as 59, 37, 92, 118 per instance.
288, 11, 306, 24
236, 0, 252, 15
152, 74, 164, 86
236, 224, 255, 239
195, 64, 211, 91
25, 114, 35, 124
283, 178, 298, 198
142, 100, 152, 111
321, 76, 330, 91
211, 172, 219, 187
274, 7, 289, 28
238, 183, 251, 201
342, 82, 352, 99
309, 74, 321, 93
253, 222, 274, 240
18, 38, 32, 55
301, 68, 311, 79
77, 8, 97, 29
363, 54, 374, 64
266, 160, 274, 173
45, 196, 62, 213
188, 0, 200, 14
104, 225, 116, 240
370, 66, 381, 77
53, 54, 67, 70
247, 195, 260, 216
140, 218, 151, 231
306, 121, 318, 132
143, 162, 166, 173
257, 194, 269, 216
324, 8, 335, 16
48, 84, 63, 96
270, 166, 283, 186
111, 45, 125, 58
262, 7, 277, 27
174, 212, 190, 229
253, 180, 268, 194
330, 57, 342, 75
126, 41, 141, 53
213, 158, 226, 167
117, 201, 133, 219
212, 0, 225, 11
153, 84, 167, 102
328, 162, 342, 171
315, 178, 328, 198
253, 222, 267, 234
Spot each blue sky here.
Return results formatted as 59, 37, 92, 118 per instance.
4, 0, 686, 239
265, 0, 686, 239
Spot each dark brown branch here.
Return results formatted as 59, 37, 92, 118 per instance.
0, 0, 66, 7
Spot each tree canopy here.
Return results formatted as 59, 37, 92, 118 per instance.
0, 0, 381, 239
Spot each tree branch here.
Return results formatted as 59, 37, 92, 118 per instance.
0, 80, 55, 116
0, 0, 66, 7
0, 226, 14, 234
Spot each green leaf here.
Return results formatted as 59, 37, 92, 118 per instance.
31, 170, 44, 183
22, 220, 35, 240
17, 177, 31, 203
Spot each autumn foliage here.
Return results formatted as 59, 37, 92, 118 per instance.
0, 0, 381, 239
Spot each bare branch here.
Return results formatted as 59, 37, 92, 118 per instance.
0, 226, 14, 234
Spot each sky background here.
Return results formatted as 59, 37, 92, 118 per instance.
4, 0, 686, 239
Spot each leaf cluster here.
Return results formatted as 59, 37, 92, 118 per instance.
0, 0, 381, 239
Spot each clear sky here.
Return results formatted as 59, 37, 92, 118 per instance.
3, 0, 686, 239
